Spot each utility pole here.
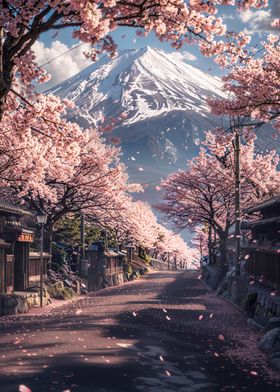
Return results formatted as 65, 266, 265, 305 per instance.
167, 252, 170, 271
80, 212, 85, 260
233, 128, 241, 276
80, 212, 88, 278
208, 225, 212, 265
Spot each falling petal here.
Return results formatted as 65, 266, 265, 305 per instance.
19, 386, 31, 392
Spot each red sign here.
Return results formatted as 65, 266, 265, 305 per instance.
18, 233, 34, 243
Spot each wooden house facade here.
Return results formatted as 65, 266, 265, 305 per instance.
242, 196, 280, 288
0, 202, 48, 294
86, 241, 125, 291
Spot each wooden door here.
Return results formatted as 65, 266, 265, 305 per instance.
14, 242, 29, 291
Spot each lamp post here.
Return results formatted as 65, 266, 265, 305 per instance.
37, 213, 47, 307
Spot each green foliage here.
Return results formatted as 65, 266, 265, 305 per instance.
47, 281, 75, 300
51, 243, 67, 270
138, 247, 150, 264
53, 214, 118, 247
124, 263, 132, 275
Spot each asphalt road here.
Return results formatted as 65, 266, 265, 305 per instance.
0, 271, 280, 392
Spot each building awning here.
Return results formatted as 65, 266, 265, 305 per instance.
17, 228, 35, 243
242, 245, 280, 255
241, 216, 280, 229
246, 196, 280, 215
0, 201, 33, 217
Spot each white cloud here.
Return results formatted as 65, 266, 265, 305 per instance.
239, 0, 280, 33
171, 50, 197, 62
33, 40, 92, 91
240, 9, 270, 24
220, 14, 234, 20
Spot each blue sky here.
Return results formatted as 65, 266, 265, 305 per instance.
34, 0, 279, 91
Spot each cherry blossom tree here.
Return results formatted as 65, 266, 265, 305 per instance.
97, 195, 192, 264
159, 132, 280, 273
0, 97, 135, 251
192, 225, 208, 259
0, 93, 83, 199
209, 35, 280, 133
0, 0, 270, 118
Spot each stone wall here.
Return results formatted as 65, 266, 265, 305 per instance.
245, 286, 280, 326
223, 276, 280, 326
214, 273, 280, 371
0, 289, 50, 316
150, 258, 176, 271
202, 264, 223, 290
88, 272, 124, 292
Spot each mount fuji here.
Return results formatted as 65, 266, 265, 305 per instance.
48, 46, 278, 205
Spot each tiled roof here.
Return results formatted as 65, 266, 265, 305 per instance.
246, 196, 280, 214
0, 201, 33, 216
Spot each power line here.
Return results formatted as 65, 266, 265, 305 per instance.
39, 42, 85, 67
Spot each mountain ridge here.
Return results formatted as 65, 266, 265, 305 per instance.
48, 47, 278, 211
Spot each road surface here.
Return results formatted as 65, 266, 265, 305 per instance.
0, 271, 279, 392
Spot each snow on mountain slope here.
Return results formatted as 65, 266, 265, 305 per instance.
48, 47, 279, 210
49, 46, 225, 130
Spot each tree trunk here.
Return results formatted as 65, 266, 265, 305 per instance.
219, 233, 228, 277
0, 28, 12, 121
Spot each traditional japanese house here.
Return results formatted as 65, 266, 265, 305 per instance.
0, 202, 48, 294
242, 196, 280, 288
86, 241, 125, 291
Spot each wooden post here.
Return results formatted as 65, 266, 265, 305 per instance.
208, 225, 212, 265
40, 224, 44, 307
80, 212, 85, 260
167, 252, 170, 270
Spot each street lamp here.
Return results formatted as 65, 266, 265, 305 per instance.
36, 213, 47, 307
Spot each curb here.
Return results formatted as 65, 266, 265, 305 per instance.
201, 278, 264, 330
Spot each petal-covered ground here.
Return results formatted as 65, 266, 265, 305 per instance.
0, 271, 279, 392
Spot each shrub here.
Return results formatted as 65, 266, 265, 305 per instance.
47, 281, 75, 300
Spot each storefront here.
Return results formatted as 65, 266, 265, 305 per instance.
0, 202, 35, 293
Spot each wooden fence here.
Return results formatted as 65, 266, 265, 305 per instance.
29, 253, 49, 283
244, 248, 280, 287
106, 258, 123, 276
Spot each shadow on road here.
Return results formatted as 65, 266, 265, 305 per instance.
0, 271, 279, 392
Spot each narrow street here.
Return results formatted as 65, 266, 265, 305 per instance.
0, 271, 279, 392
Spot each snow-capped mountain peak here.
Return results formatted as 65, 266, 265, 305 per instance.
49, 46, 225, 130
